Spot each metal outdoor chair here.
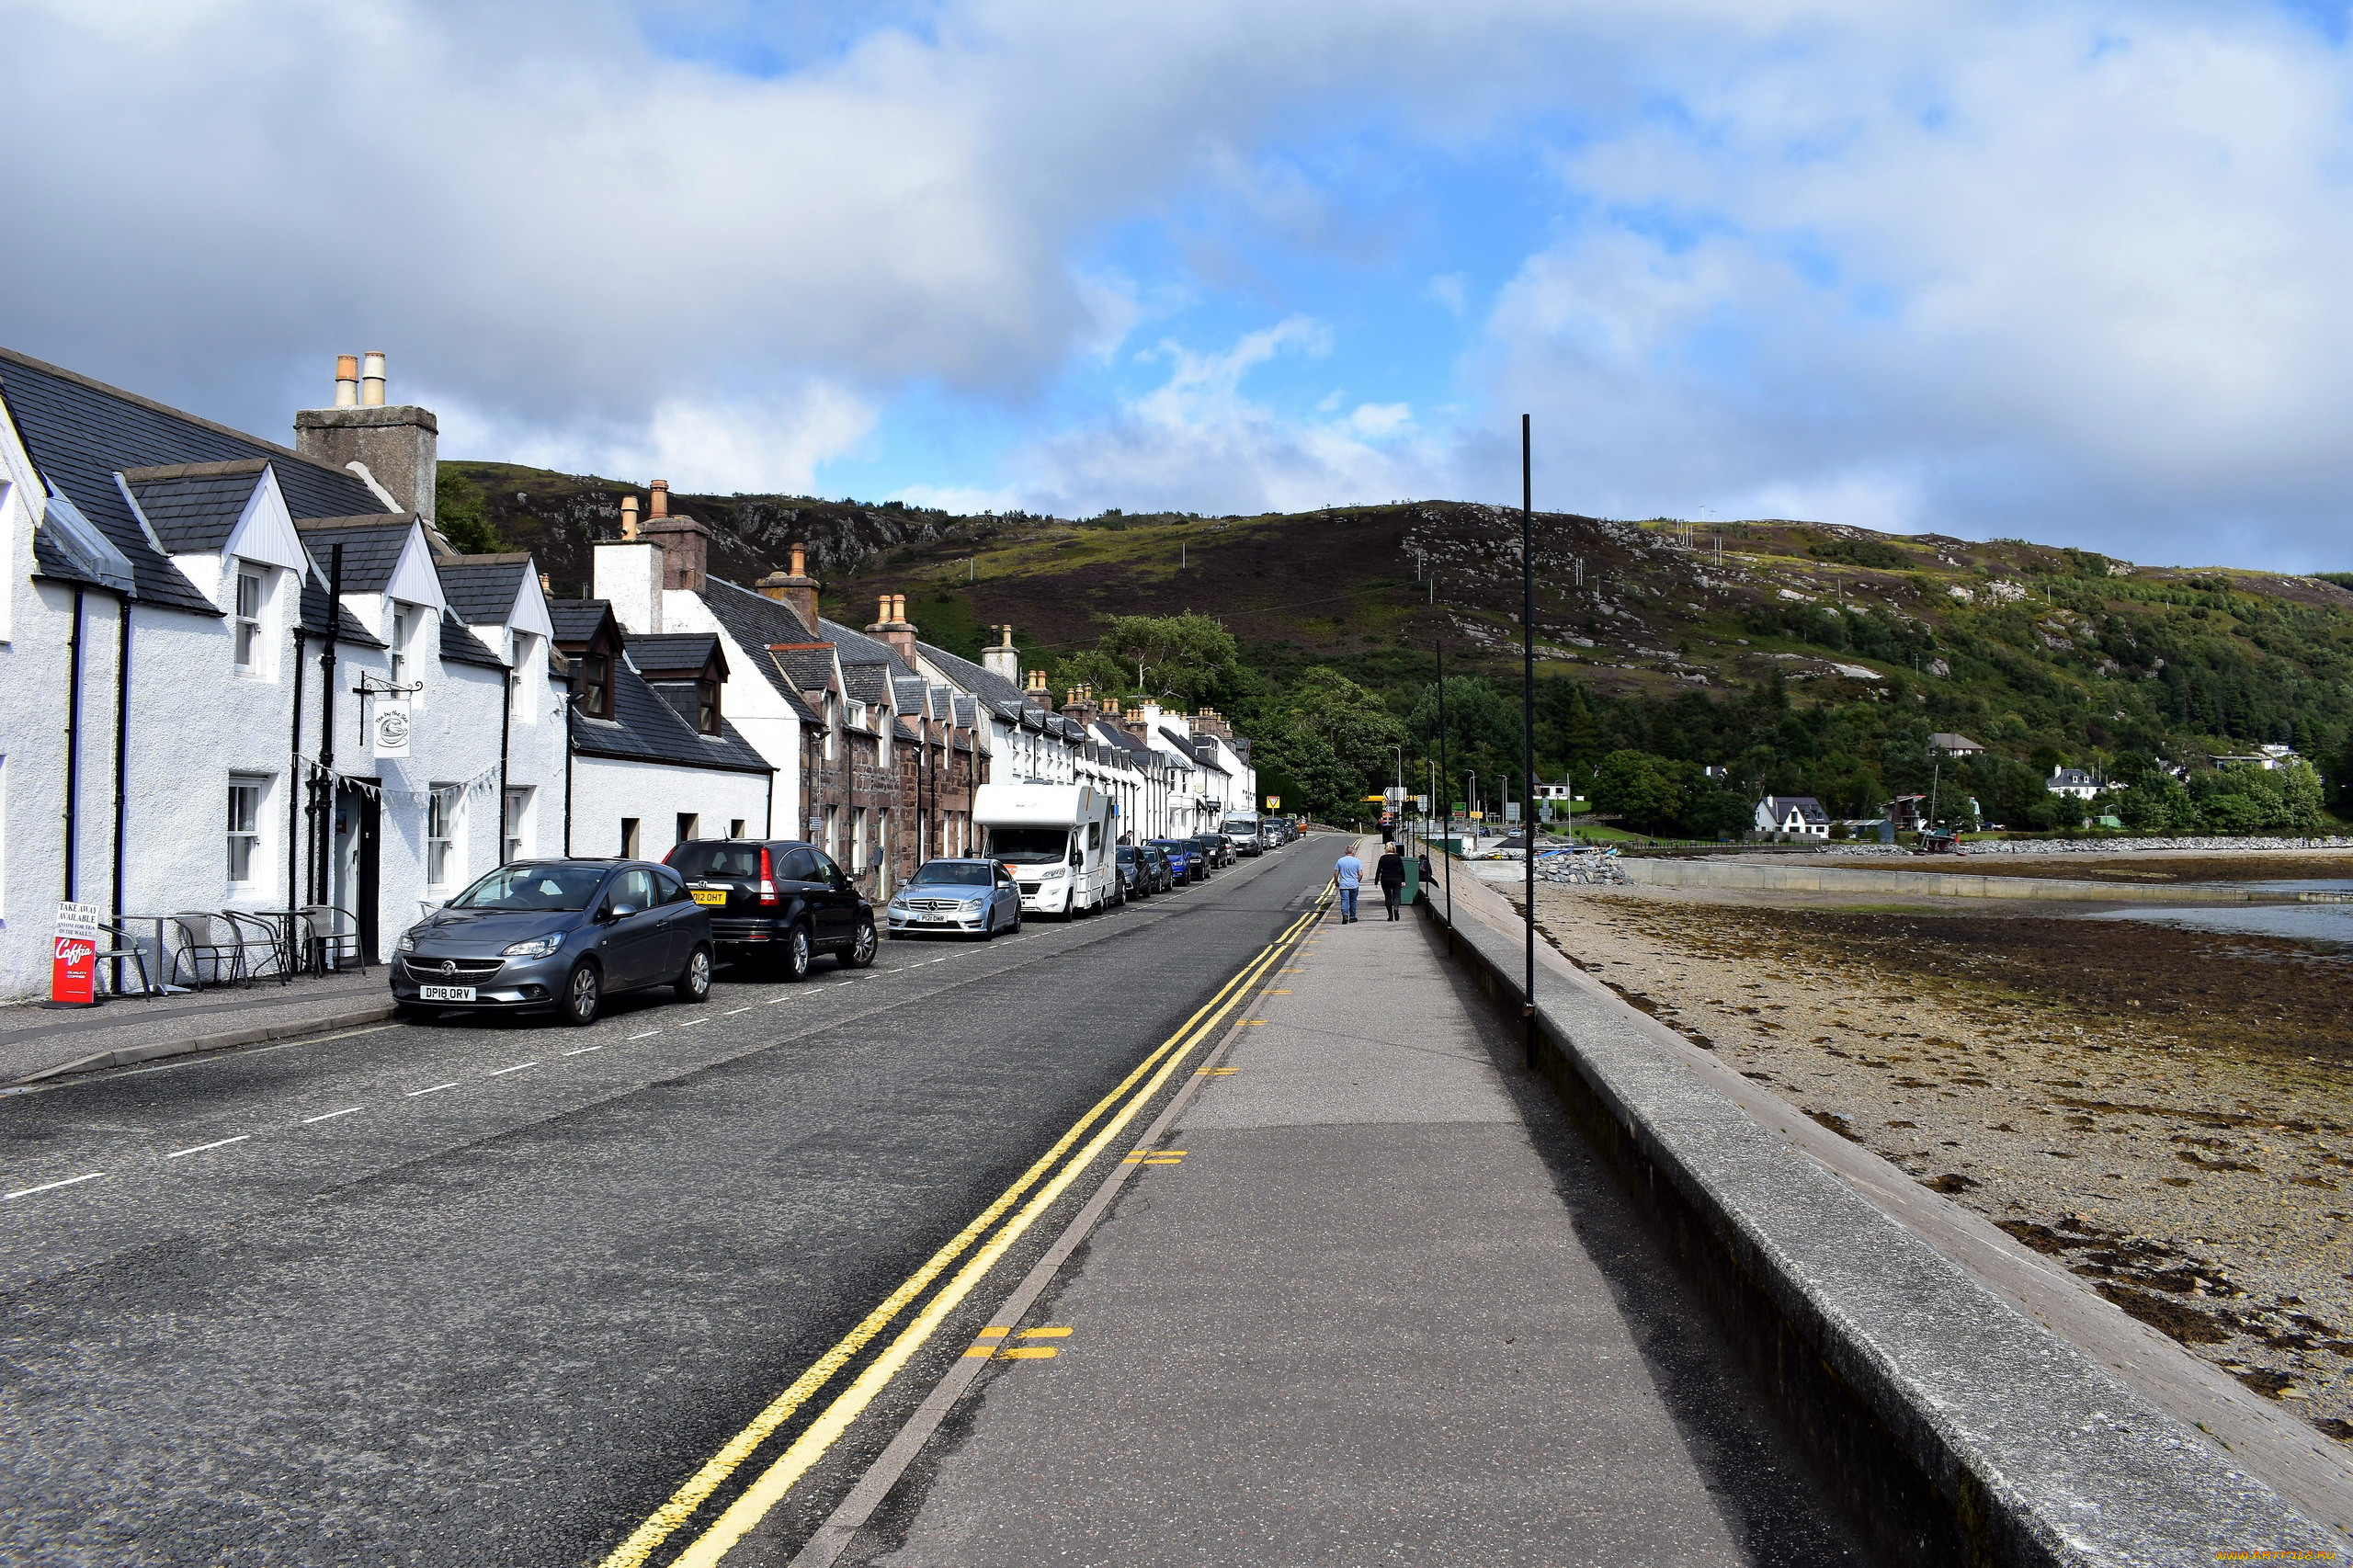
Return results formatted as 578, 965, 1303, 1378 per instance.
170, 914, 244, 989
94, 921, 158, 999
299, 905, 368, 974
221, 910, 294, 985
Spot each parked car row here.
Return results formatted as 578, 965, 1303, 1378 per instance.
389, 824, 1300, 1028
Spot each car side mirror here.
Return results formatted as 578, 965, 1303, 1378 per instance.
602, 903, 636, 921
1068, 850, 1083, 867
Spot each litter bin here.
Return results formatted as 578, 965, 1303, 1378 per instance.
1403, 850, 1421, 906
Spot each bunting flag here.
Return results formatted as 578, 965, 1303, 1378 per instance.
297, 756, 503, 807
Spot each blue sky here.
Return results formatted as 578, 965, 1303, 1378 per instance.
4, 1, 2352, 569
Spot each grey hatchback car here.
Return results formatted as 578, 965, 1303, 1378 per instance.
392, 858, 714, 1026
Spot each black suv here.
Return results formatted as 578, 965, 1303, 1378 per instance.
665, 838, 878, 981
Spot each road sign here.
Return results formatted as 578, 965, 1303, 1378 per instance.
1264, 795, 1280, 809
1449, 803, 1467, 817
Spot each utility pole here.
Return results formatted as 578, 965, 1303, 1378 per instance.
1519, 414, 1538, 1070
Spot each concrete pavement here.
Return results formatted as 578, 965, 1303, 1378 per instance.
857, 839, 1868, 1566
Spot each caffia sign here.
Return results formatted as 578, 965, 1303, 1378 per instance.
371, 699, 412, 758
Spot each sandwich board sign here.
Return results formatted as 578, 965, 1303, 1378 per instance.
51, 901, 102, 1006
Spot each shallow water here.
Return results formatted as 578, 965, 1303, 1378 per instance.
2086, 878, 2353, 942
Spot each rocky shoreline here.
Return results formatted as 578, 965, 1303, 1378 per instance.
1517, 876, 2353, 1448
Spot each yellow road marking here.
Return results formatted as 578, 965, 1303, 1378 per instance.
1018, 1326, 1072, 1338
1194, 1065, 1237, 1077
973, 1326, 1009, 1338
999, 1346, 1057, 1359
595, 914, 1308, 1568
640, 903, 1321, 1568
1259, 988, 1291, 994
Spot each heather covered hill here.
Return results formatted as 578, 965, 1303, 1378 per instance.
438, 462, 2353, 828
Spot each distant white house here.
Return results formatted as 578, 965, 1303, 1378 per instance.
2046, 767, 2100, 800
1755, 796, 1830, 837
2211, 744, 2301, 772
1927, 732, 1985, 756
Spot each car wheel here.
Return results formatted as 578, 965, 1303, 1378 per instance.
779, 925, 813, 983
979, 907, 999, 941
562, 962, 601, 1027
1115, 878, 1128, 907
675, 945, 712, 1003
840, 918, 878, 969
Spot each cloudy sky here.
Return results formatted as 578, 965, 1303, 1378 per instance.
5, 0, 2350, 568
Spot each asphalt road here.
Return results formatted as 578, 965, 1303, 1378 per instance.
0, 841, 1335, 1567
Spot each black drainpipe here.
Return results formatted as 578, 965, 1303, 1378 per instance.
497, 663, 512, 865
314, 545, 343, 906
563, 695, 574, 856
63, 588, 85, 901
289, 628, 307, 914
109, 593, 132, 921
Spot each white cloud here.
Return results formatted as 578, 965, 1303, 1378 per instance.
434, 380, 877, 494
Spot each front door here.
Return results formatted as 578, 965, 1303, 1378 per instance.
335, 785, 383, 963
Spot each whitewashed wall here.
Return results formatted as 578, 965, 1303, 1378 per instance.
568, 756, 771, 861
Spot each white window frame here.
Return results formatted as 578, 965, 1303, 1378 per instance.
426, 787, 457, 887
390, 605, 415, 687
227, 774, 267, 886
233, 563, 266, 672
503, 787, 531, 863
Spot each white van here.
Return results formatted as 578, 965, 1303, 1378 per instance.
973, 782, 1120, 917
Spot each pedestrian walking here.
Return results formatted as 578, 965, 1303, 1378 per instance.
1335, 846, 1363, 923
1375, 844, 1405, 921
1416, 848, 1435, 886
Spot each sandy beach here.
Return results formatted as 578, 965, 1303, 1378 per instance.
1508, 865, 2353, 1447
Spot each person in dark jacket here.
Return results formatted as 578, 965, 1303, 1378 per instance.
1375, 844, 1406, 921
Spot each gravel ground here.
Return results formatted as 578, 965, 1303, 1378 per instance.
1519, 879, 2353, 1449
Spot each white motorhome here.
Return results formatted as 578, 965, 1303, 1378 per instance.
974, 782, 1120, 917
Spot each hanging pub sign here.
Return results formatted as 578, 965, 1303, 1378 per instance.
371, 699, 413, 758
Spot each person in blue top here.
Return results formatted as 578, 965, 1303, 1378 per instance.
1334, 847, 1363, 924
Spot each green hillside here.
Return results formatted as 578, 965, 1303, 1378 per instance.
436, 463, 2353, 831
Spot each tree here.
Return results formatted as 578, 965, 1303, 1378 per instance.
1590, 750, 1686, 834
1097, 614, 1243, 710
434, 471, 507, 555
1285, 667, 1407, 791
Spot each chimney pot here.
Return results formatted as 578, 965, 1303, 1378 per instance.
334, 354, 359, 408
790, 541, 807, 577
649, 480, 669, 519
620, 494, 640, 540
359, 351, 386, 407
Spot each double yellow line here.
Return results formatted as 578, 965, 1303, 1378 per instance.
599, 898, 1327, 1568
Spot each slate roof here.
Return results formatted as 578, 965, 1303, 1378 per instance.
698, 578, 820, 692
548, 598, 618, 649
767, 644, 837, 694
438, 609, 507, 670
294, 517, 421, 594
1761, 795, 1829, 823
626, 633, 724, 678
437, 555, 532, 625
123, 460, 267, 554
916, 641, 1025, 709
571, 662, 771, 776
892, 676, 930, 718
818, 617, 915, 680
1, 346, 390, 614
28, 491, 137, 594
779, 688, 823, 724
842, 664, 894, 706
297, 573, 384, 646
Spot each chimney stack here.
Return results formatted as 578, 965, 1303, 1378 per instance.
638, 479, 709, 594
1060, 682, 1099, 726
982, 623, 1021, 689
756, 541, 822, 633
620, 494, 640, 540
296, 350, 438, 522
867, 591, 919, 664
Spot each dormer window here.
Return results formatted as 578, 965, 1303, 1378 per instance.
233, 565, 265, 668
579, 648, 613, 719
390, 605, 415, 687
696, 676, 720, 735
